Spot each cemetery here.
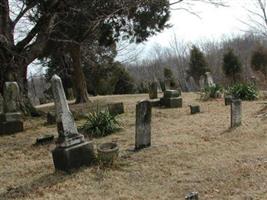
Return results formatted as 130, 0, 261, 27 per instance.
2, 0, 267, 199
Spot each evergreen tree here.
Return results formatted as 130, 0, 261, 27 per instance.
188, 46, 209, 82
251, 45, 267, 79
223, 48, 242, 83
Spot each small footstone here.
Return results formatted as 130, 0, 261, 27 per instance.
185, 192, 199, 200
107, 102, 124, 116
190, 105, 200, 114
135, 100, 151, 150
36, 135, 54, 145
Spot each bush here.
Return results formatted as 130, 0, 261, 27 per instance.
227, 83, 258, 101
80, 109, 120, 138
201, 84, 223, 100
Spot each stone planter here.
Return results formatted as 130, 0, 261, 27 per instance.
97, 142, 119, 164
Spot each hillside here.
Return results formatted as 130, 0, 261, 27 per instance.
0, 93, 267, 200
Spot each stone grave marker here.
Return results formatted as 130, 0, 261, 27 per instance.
231, 99, 242, 128
135, 100, 152, 150
160, 89, 182, 108
189, 105, 200, 114
51, 75, 95, 172
204, 72, 215, 87
149, 81, 158, 99
199, 75, 205, 91
107, 102, 124, 116
185, 192, 199, 200
0, 82, 23, 135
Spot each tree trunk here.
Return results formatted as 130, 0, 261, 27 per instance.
69, 44, 90, 104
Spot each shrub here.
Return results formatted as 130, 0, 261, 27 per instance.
201, 84, 223, 100
80, 109, 120, 138
227, 83, 258, 101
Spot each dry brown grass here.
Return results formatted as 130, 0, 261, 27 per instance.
1, 93, 267, 200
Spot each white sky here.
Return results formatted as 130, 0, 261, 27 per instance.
117, 0, 256, 62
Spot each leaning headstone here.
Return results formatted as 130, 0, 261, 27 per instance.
231, 99, 242, 128
149, 82, 158, 99
135, 100, 151, 150
185, 192, 199, 200
0, 82, 23, 135
51, 75, 95, 172
160, 90, 182, 108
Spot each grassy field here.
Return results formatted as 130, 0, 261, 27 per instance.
0, 93, 267, 200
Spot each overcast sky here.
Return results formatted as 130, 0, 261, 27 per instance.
116, 0, 256, 63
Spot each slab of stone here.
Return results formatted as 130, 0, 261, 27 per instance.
3, 82, 20, 113
107, 102, 124, 116
36, 135, 54, 145
149, 82, 158, 99
205, 72, 215, 87
148, 99, 161, 107
52, 141, 95, 172
225, 95, 232, 106
5, 112, 22, 122
163, 89, 181, 98
135, 100, 151, 150
161, 97, 182, 108
47, 111, 56, 125
0, 121, 23, 135
231, 99, 242, 128
190, 105, 200, 114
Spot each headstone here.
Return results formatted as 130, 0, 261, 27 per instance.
225, 95, 232, 106
199, 75, 205, 90
51, 75, 95, 172
189, 105, 200, 114
3, 82, 19, 112
185, 192, 199, 200
231, 99, 242, 128
0, 82, 23, 135
160, 89, 182, 108
204, 72, 215, 87
47, 111, 56, 125
0, 94, 3, 114
189, 76, 199, 91
135, 100, 151, 150
36, 134, 54, 145
250, 76, 256, 86
149, 82, 158, 99
107, 102, 124, 116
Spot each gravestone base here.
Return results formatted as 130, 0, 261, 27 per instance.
0, 121, 23, 135
163, 90, 181, 98
135, 143, 151, 151
52, 141, 95, 172
161, 97, 182, 108
225, 96, 232, 106
148, 99, 161, 107
190, 105, 200, 114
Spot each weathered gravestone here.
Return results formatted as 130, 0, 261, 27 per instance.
51, 75, 95, 172
250, 76, 256, 86
107, 102, 124, 116
231, 99, 242, 128
224, 95, 232, 106
0, 82, 23, 135
199, 75, 205, 91
149, 81, 158, 99
204, 72, 215, 87
135, 100, 151, 150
